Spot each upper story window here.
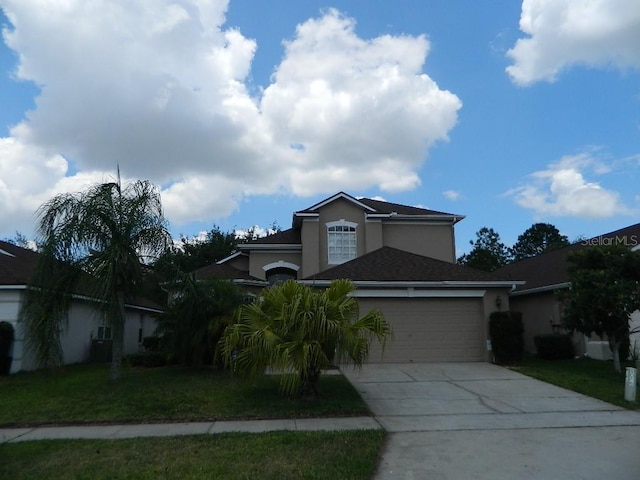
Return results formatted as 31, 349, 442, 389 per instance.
327, 220, 357, 265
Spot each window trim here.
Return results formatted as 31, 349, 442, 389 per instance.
326, 220, 358, 265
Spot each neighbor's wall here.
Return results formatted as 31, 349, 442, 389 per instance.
0, 289, 25, 373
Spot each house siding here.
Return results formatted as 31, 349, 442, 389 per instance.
381, 222, 455, 263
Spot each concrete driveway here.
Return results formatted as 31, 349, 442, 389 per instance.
341, 363, 640, 480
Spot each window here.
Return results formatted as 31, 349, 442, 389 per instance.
266, 267, 297, 285
97, 326, 112, 340
327, 220, 357, 264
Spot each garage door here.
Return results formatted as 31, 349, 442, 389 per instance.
358, 297, 486, 363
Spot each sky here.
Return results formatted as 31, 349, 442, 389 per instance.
0, 0, 639, 255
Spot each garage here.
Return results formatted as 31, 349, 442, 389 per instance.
357, 297, 487, 363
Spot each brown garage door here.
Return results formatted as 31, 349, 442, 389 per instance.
358, 297, 486, 363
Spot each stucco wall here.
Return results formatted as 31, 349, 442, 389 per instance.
381, 223, 455, 263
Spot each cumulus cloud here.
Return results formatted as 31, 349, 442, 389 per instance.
507, 152, 632, 218
0, 1, 461, 236
507, 0, 640, 85
442, 190, 461, 201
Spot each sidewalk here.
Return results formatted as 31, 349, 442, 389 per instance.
1, 416, 382, 443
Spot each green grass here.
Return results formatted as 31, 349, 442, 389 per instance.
0, 430, 386, 480
0, 364, 370, 427
513, 357, 639, 409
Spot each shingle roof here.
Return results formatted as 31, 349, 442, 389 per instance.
496, 222, 640, 293
295, 191, 458, 217
0, 240, 40, 285
304, 246, 514, 283
0, 240, 163, 311
193, 262, 263, 282
244, 228, 301, 245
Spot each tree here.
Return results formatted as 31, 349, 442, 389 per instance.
156, 275, 244, 367
561, 245, 640, 372
219, 279, 392, 397
510, 223, 569, 261
457, 227, 510, 271
21, 179, 172, 380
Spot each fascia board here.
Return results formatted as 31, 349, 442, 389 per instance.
240, 244, 302, 251
300, 280, 524, 288
510, 282, 571, 296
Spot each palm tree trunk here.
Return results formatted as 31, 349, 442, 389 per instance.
109, 292, 126, 381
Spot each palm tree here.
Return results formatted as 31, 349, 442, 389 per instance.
157, 275, 244, 367
219, 279, 392, 397
21, 179, 171, 380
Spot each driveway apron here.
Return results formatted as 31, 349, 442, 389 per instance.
342, 362, 640, 480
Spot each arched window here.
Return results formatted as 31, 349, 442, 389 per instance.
327, 220, 357, 264
265, 267, 297, 285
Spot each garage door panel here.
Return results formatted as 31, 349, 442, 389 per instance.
359, 297, 485, 363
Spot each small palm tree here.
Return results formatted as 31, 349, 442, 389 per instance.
157, 275, 244, 367
219, 279, 392, 397
21, 179, 171, 380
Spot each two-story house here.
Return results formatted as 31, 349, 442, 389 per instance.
196, 192, 521, 363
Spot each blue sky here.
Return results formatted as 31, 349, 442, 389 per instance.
0, 0, 638, 255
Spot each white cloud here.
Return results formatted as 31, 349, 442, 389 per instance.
507, 0, 640, 85
0, 2, 461, 236
507, 152, 632, 218
443, 190, 461, 201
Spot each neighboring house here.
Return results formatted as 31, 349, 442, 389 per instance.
199, 192, 522, 363
0, 240, 161, 374
496, 223, 640, 359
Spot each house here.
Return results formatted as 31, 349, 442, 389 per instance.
496, 223, 640, 359
0, 240, 161, 373
198, 192, 522, 363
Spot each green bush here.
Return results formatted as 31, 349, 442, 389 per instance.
489, 311, 524, 364
126, 352, 167, 368
0, 321, 15, 375
534, 334, 574, 360
142, 336, 161, 352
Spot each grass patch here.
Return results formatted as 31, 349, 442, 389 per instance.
513, 357, 639, 409
0, 429, 386, 480
0, 364, 370, 427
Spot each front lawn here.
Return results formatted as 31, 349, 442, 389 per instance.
513, 357, 638, 409
0, 430, 386, 480
0, 364, 370, 427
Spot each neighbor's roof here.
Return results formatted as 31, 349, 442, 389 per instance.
0, 240, 40, 286
496, 222, 640, 294
304, 246, 518, 284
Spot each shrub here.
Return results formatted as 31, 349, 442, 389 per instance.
0, 321, 15, 375
142, 336, 161, 352
127, 352, 167, 368
534, 334, 574, 360
489, 311, 524, 364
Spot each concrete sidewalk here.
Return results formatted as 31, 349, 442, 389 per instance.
0, 416, 381, 444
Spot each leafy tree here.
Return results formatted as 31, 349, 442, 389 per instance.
154, 222, 281, 280
219, 279, 392, 397
510, 223, 569, 261
20, 179, 171, 380
561, 245, 640, 372
156, 275, 244, 367
457, 227, 510, 271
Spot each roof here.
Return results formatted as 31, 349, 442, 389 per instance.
295, 191, 459, 217
0, 240, 41, 286
193, 262, 264, 283
304, 246, 517, 284
242, 228, 301, 246
496, 222, 640, 294
0, 240, 164, 311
